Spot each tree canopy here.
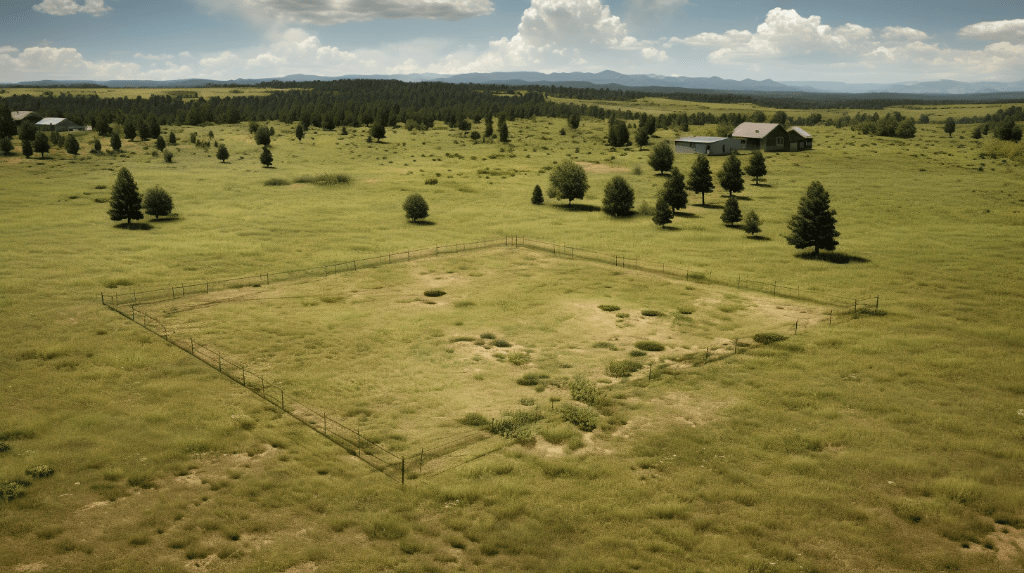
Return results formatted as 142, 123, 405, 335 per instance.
531, 184, 544, 205
742, 210, 762, 236
721, 196, 742, 227
717, 152, 744, 196
142, 186, 174, 219
403, 193, 429, 221
217, 144, 230, 163
602, 176, 634, 217
260, 146, 273, 167
548, 160, 589, 204
688, 154, 714, 205
652, 196, 674, 228
943, 117, 956, 138
648, 140, 674, 174
661, 166, 687, 212
786, 181, 840, 255
744, 150, 767, 185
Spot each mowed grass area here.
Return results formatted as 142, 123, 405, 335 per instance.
1, 98, 1024, 573
144, 248, 830, 450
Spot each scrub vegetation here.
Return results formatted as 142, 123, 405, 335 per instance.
1, 86, 1023, 573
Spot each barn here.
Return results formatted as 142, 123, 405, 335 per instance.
35, 118, 86, 133
788, 127, 813, 151
732, 123, 790, 152
674, 136, 742, 156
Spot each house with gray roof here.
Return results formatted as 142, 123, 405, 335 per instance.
35, 117, 86, 133
732, 122, 813, 152
675, 136, 742, 156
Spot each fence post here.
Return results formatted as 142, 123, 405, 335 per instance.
218, 355, 222, 372
242, 367, 246, 385
190, 338, 194, 354
281, 389, 284, 409
101, 293, 105, 305
324, 412, 327, 435
734, 339, 738, 354
875, 296, 879, 309
401, 457, 406, 486
773, 282, 777, 296
854, 299, 858, 318
829, 310, 833, 325
794, 320, 799, 334
206, 282, 209, 293
421, 448, 424, 469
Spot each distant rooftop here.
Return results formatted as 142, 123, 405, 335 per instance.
732, 122, 783, 138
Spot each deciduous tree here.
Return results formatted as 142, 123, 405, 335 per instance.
217, 144, 229, 163
403, 193, 429, 221
602, 176, 634, 217
786, 181, 839, 256
64, 135, 79, 155
717, 152, 744, 196
548, 160, 588, 204
33, 133, 50, 158
688, 154, 714, 205
648, 140, 674, 173
744, 150, 767, 185
943, 117, 956, 138
142, 186, 174, 219
652, 196, 674, 228
108, 167, 143, 226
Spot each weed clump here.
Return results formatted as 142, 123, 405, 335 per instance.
568, 375, 599, 405
423, 289, 446, 297
489, 409, 543, 438
458, 412, 488, 427
1, 481, 26, 501
592, 341, 618, 350
494, 340, 512, 348
561, 403, 599, 431
598, 304, 620, 312
635, 341, 665, 351
517, 373, 550, 386
263, 178, 290, 186
753, 333, 788, 345
0, 442, 9, 453
640, 310, 663, 317
506, 352, 530, 366
607, 359, 643, 378
363, 517, 408, 540
26, 465, 54, 478
295, 173, 350, 185
629, 350, 647, 357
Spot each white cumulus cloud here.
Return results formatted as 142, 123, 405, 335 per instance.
33, 0, 110, 16
201, 0, 493, 25
881, 26, 928, 41
0, 46, 138, 80
958, 19, 1024, 41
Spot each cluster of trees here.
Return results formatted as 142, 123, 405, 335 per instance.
106, 167, 175, 227
849, 111, 917, 138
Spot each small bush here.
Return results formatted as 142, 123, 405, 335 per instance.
616, 312, 630, 318
568, 375, 599, 405
507, 352, 530, 366
127, 473, 156, 489
1, 481, 26, 501
520, 397, 535, 406
423, 289, 446, 297
538, 425, 580, 445
635, 341, 665, 351
425, 177, 439, 185
0, 442, 9, 453
162, 149, 173, 163
295, 173, 350, 185
494, 340, 512, 348
517, 373, 549, 386
592, 341, 617, 350
450, 336, 476, 342
480, 333, 496, 340
458, 412, 488, 426
561, 403, 599, 432
489, 409, 544, 437
607, 359, 643, 378
857, 307, 887, 316
598, 304, 620, 312
753, 333, 788, 345
364, 517, 408, 540
677, 305, 695, 315
264, 178, 290, 186
640, 310, 663, 317
26, 465, 54, 478
629, 350, 647, 357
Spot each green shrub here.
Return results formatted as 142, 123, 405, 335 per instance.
507, 352, 530, 366
488, 409, 544, 437
519, 397, 535, 406
264, 178, 290, 186
480, 333, 496, 339
538, 425, 580, 445
1, 481, 26, 501
450, 335, 476, 342
616, 312, 630, 318
640, 310, 663, 317
629, 350, 647, 357
635, 341, 665, 351
127, 473, 156, 489
494, 340, 512, 348
363, 517, 408, 540
598, 304, 620, 311
607, 359, 643, 378
592, 341, 618, 350
753, 333, 788, 345
295, 173, 350, 185
569, 375, 599, 405
677, 305, 695, 315
423, 289, 446, 297
26, 465, 54, 478
561, 403, 599, 431
517, 373, 549, 386
0, 442, 9, 453
425, 177, 439, 185
458, 412, 488, 426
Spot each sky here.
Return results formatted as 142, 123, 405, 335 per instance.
0, 0, 1022, 84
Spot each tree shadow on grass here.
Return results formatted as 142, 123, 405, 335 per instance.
150, 215, 182, 223
746, 235, 772, 241
796, 251, 870, 264
751, 183, 773, 188
553, 203, 601, 212
732, 195, 754, 201
655, 225, 681, 231
114, 222, 153, 230
673, 211, 699, 218
408, 219, 436, 225
695, 203, 723, 210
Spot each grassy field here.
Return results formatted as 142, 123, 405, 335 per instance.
2, 97, 1024, 573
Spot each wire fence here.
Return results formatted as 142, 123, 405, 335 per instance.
101, 236, 881, 483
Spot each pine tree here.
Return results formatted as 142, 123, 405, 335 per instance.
744, 150, 767, 185
0, 137, 13, 155
567, 113, 580, 130
0, 103, 16, 138
255, 125, 271, 146
652, 196, 674, 228
155, 135, 166, 151
34, 133, 50, 158
371, 121, 386, 142
168, 131, 176, 145
123, 121, 137, 141
661, 166, 687, 212
484, 114, 494, 139
634, 126, 650, 149
717, 152, 744, 196
688, 154, 714, 205
602, 176, 634, 217
92, 138, 101, 152
742, 210, 762, 236
142, 186, 174, 219
217, 144, 229, 163
108, 167, 143, 227
648, 140, 674, 173
21, 138, 33, 158
531, 184, 544, 205
786, 181, 840, 256
403, 193, 429, 221
943, 117, 956, 138
498, 115, 509, 143
64, 135, 79, 155
260, 146, 273, 168
295, 124, 304, 142
110, 132, 121, 152
721, 196, 742, 227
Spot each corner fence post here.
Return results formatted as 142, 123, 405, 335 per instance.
101, 293, 105, 305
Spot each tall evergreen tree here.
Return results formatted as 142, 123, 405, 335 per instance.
110, 131, 121, 152
744, 150, 767, 185
717, 152, 744, 196
498, 115, 509, 143
295, 123, 305, 142
652, 196, 674, 228
688, 154, 714, 205
217, 144, 230, 163
648, 140, 674, 173
943, 117, 956, 138
786, 181, 840, 256
33, 133, 50, 158
123, 121, 137, 141
260, 146, 273, 167
661, 167, 687, 212
155, 135, 166, 151
21, 138, 33, 158
371, 121, 386, 142
484, 114, 494, 139
531, 184, 544, 205
64, 135, 79, 155
742, 210, 762, 236
721, 196, 742, 227
108, 167, 143, 226
567, 113, 580, 130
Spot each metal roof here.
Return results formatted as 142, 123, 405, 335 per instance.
789, 127, 813, 138
676, 136, 731, 143
11, 111, 39, 121
36, 117, 72, 126
731, 122, 784, 138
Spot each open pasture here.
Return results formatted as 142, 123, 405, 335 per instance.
2, 92, 1024, 572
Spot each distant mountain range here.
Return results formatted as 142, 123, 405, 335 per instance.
5, 70, 1024, 95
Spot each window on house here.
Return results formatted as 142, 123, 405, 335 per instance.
776, 137, 784, 145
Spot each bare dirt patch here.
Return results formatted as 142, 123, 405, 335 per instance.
577, 161, 630, 174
